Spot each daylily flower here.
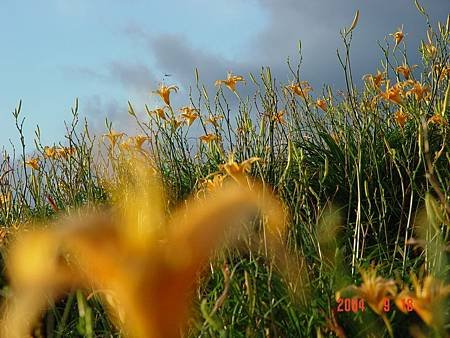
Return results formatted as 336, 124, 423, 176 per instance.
428, 114, 448, 126
396, 64, 416, 80
394, 109, 408, 128
54, 147, 76, 159
119, 139, 134, 152
0, 159, 288, 338
199, 134, 218, 144
201, 174, 225, 193
25, 158, 40, 171
390, 26, 405, 47
132, 135, 150, 150
379, 81, 403, 105
179, 107, 199, 126
205, 115, 223, 128
43, 146, 57, 159
148, 108, 167, 120
407, 82, 429, 101
395, 274, 450, 327
121, 136, 150, 151
220, 155, 261, 183
363, 70, 385, 89
154, 84, 179, 106
167, 118, 183, 130
286, 81, 313, 99
316, 98, 327, 112
104, 130, 125, 148
272, 110, 286, 124
215, 72, 245, 92
336, 268, 397, 315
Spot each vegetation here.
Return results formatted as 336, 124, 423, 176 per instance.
0, 6, 449, 338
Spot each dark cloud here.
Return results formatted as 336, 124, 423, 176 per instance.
76, 0, 449, 130
251, 0, 449, 89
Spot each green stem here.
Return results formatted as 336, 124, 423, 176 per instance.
56, 292, 75, 338
381, 314, 394, 338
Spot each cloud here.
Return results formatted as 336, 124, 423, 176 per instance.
108, 61, 156, 95
75, 0, 449, 130
81, 95, 132, 134
249, 0, 449, 88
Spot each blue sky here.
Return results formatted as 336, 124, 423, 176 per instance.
0, 0, 448, 152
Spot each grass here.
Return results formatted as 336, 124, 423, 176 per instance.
0, 7, 449, 338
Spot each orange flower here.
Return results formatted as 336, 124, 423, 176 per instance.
395, 274, 450, 327
148, 107, 167, 120
390, 26, 405, 46
220, 155, 261, 182
363, 70, 385, 89
205, 115, 223, 128
64, 147, 76, 157
104, 130, 125, 148
272, 110, 286, 124
201, 174, 225, 193
0, 159, 288, 338
336, 268, 397, 315
286, 81, 312, 99
215, 72, 245, 92
132, 135, 150, 150
168, 118, 183, 130
394, 109, 408, 128
25, 158, 40, 171
428, 114, 448, 126
316, 98, 327, 112
54, 147, 75, 159
119, 139, 133, 152
199, 134, 218, 144
154, 84, 178, 106
180, 107, 199, 126
396, 64, 416, 80
407, 82, 429, 101
379, 82, 403, 105
44, 146, 57, 159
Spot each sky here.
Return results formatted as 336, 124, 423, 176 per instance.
0, 0, 448, 152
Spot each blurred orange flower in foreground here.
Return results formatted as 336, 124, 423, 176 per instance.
0, 157, 289, 338
395, 274, 450, 328
337, 268, 397, 316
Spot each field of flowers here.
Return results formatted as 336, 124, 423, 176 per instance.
0, 7, 449, 338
